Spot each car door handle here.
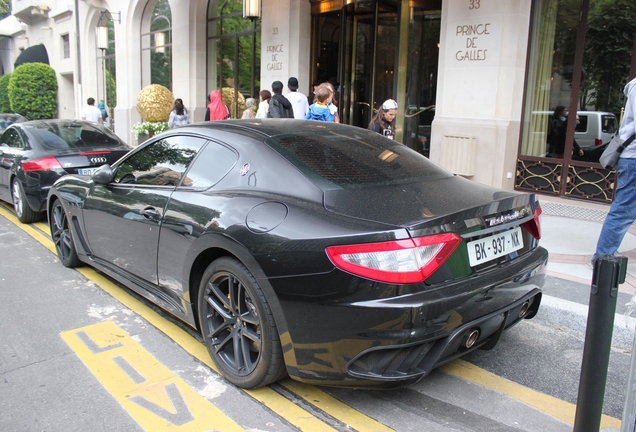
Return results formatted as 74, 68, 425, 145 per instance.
140, 207, 160, 220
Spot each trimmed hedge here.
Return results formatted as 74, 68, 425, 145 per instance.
0, 73, 11, 113
8, 63, 58, 119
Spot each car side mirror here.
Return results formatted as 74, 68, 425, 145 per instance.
92, 164, 114, 184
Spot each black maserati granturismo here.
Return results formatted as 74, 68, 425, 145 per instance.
47, 119, 548, 389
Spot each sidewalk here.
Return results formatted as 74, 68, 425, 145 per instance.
536, 196, 636, 348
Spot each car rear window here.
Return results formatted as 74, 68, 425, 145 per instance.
0, 115, 25, 130
264, 129, 451, 190
602, 115, 618, 133
28, 123, 124, 149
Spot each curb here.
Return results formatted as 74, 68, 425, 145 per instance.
535, 295, 636, 349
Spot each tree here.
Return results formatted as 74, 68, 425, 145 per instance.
0, 0, 11, 20
8, 63, 58, 119
0, 73, 11, 112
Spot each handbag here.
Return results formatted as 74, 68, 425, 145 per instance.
599, 131, 636, 169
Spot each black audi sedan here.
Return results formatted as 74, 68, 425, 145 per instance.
0, 119, 130, 223
47, 120, 548, 389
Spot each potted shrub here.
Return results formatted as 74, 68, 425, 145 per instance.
132, 121, 169, 143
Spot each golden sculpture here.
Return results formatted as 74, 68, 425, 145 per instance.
221, 88, 246, 119
137, 84, 174, 122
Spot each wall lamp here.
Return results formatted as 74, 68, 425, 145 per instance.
242, 0, 261, 20
96, 11, 120, 50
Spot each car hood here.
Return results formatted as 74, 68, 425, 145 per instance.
323, 175, 533, 231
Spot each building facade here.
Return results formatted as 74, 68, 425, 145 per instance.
0, 0, 634, 203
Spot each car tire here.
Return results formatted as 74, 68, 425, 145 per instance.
11, 179, 41, 224
49, 199, 81, 268
198, 257, 286, 388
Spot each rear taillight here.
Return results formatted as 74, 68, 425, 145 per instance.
595, 138, 603, 146
22, 156, 63, 172
521, 205, 542, 240
79, 151, 111, 155
326, 233, 462, 284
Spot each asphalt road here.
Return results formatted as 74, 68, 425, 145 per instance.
0, 206, 630, 431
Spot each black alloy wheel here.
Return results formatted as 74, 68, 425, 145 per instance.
198, 257, 286, 388
11, 179, 40, 223
50, 199, 81, 268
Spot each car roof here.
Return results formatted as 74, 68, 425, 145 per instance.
17, 119, 101, 129
178, 119, 356, 139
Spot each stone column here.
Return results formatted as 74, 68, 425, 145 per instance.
261, 0, 311, 96
431, 0, 532, 190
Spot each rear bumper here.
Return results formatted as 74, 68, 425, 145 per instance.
274, 246, 548, 388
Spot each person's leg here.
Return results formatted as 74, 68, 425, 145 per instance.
593, 158, 636, 262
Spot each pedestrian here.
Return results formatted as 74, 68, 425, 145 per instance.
321, 81, 339, 123
168, 98, 190, 128
255, 90, 271, 119
81, 97, 103, 125
286, 77, 309, 119
204, 90, 230, 121
267, 81, 294, 118
547, 106, 583, 158
368, 99, 398, 139
305, 85, 336, 122
242, 98, 257, 119
307, 78, 322, 107
592, 76, 636, 263
97, 100, 109, 126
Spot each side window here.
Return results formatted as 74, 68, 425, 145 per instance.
602, 116, 617, 134
2, 129, 24, 149
114, 136, 206, 186
181, 141, 237, 188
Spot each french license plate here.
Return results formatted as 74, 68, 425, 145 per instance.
467, 227, 523, 267
78, 168, 97, 176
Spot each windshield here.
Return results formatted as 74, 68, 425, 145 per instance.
27, 122, 124, 149
264, 129, 451, 190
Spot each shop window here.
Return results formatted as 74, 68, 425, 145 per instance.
520, 0, 635, 160
141, 0, 172, 90
207, 0, 261, 118
517, 0, 635, 203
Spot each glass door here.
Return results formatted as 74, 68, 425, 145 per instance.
341, 0, 398, 128
403, 8, 440, 156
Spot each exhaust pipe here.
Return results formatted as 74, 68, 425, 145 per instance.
518, 300, 530, 318
462, 329, 480, 349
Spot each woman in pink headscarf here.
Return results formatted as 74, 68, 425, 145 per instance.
204, 90, 230, 121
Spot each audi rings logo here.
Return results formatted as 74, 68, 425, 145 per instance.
90, 157, 108, 164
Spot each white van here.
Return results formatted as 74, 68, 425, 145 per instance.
575, 111, 618, 148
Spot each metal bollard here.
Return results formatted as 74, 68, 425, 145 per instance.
573, 255, 628, 432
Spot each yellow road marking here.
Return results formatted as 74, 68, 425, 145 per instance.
440, 359, 621, 429
280, 379, 395, 432
74, 267, 338, 431
61, 321, 244, 431
0, 205, 622, 429
33, 220, 49, 232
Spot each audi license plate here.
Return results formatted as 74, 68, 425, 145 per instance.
78, 168, 97, 176
467, 227, 523, 267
